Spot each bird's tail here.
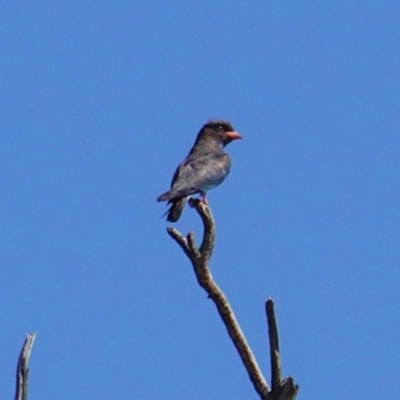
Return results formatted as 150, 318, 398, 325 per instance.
157, 189, 181, 202
157, 191, 172, 202
164, 197, 187, 222
157, 188, 192, 202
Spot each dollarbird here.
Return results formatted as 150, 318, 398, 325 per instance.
157, 120, 242, 222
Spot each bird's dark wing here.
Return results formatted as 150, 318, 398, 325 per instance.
156, 157, 197, 201
170, 152, 231, 197
156, 152, 231, 221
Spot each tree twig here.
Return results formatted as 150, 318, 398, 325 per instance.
165, 200, 298, 399
266, 299, 299, 400
266, 299, 282, 392
188, 198, 215, 263
15, 332, 37, 400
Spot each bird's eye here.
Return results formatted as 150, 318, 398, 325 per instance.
217, 125, 224, 132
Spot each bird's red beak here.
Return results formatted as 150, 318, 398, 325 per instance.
226, 131, 242, 140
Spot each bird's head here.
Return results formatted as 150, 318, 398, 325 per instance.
201, 120, 242, 147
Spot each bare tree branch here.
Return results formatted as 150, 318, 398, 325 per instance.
266, 299, 299, 400
15, 332, 37, 400
188, 198, 215, 262
266, 299, 282, 392
167, 227, 190, 256
166, 199, 298, 399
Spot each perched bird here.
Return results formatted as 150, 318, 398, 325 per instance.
157, 120, 242, 222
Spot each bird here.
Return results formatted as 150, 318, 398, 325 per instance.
157, 120, 242, 222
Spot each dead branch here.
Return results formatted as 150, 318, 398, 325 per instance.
15, 332, 37, 400
166, 199, 299, 400
266, 299, 299, 400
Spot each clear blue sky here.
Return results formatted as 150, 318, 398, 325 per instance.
1, 2, 399, 399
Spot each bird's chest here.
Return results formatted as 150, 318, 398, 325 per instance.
200, 173, 227, 191
198, 154, 231, 192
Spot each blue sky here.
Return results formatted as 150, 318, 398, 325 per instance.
1, 2, 400, 399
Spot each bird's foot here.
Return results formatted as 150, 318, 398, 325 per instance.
188, 196, 208, 208
188, 197, 198, 208
200, 192, 208, 204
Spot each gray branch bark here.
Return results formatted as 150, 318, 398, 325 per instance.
15, 332, 37, 400
166, 199, 299, 400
